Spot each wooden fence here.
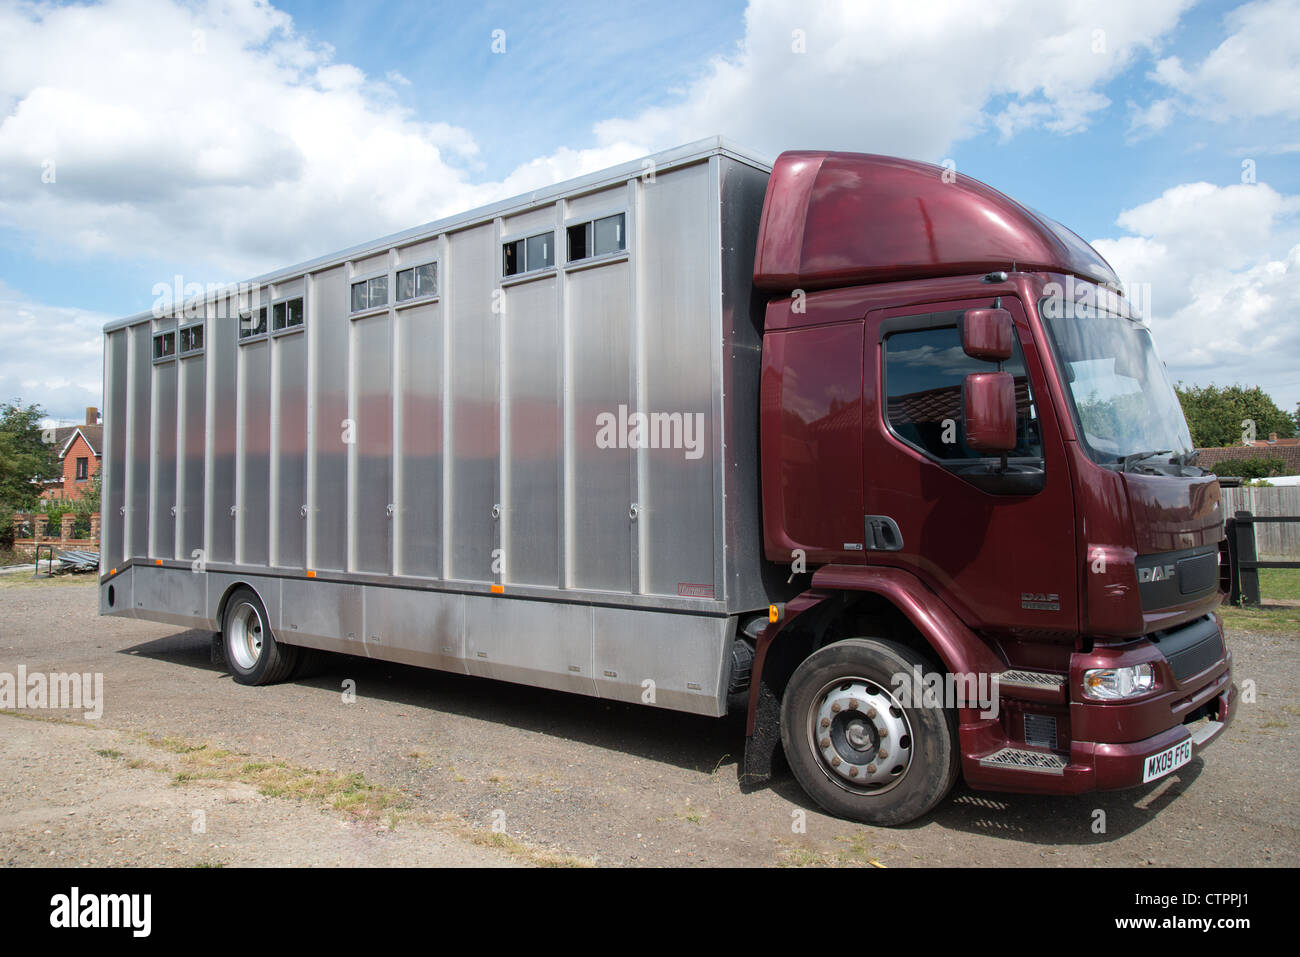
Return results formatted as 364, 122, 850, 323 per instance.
1220, 486, 1300, 559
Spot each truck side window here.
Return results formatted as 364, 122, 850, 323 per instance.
567, 213, 626, 264
239, 306, 268, 339
884, 325, 1041, 461
152, 330, 176, 360
503, 232, 556, 277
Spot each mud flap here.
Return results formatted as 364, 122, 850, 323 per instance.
740, 677, 784, 791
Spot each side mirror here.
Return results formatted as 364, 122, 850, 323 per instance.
962, 307, 1014, 362
964, 372, 1016, 453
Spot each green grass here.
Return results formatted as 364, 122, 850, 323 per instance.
1220, 567, 1300, 635
1257, 567, 1300, 601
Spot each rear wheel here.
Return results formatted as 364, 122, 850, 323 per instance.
780, 638, 959, 826
222, 587, 299, 686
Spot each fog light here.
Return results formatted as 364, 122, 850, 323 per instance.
1083, 663, 1155, 700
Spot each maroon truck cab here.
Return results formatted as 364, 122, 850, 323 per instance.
746, 150, 1235, 824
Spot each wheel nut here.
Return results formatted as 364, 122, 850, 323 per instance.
878, 750, 889, 760
831, 756, 841, 767
867, 764, 877, 774
866, 707, 877, 719
848, 699, 859, 709
878, 727, 888, 738
820, 717, 830, 729
849, 767, 859, 778
831, 703, 841, 713
820, 737, 830, 749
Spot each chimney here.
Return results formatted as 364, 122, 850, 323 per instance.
85, 407, 98, 426
1269, 432, 1279, 443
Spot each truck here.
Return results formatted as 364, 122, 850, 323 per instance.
98, 137, 1236, 825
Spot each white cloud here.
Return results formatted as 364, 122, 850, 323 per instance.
1127, 96, 1178, 136
1093, 180, 1300, 412
0, 282, 111, 424
0, 0, 1195, 285
0, 0, 1232, 421
594, 0, 1193, 157
0, 0, 644, 280
1137, 0, 1300, 126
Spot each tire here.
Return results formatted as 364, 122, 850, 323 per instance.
291, 647, 333, 679
779, 638, 959, 826
222, 587, 299, 686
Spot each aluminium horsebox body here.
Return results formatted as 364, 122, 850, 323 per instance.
100, 137, 1235, 827
98, 138, 782, 717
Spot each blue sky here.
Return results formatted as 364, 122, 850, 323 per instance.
1, 0, 1298, 424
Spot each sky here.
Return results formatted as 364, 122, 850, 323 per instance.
0, 0, 1298, 426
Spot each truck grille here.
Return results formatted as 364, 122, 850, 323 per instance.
1024, 713, 1058, 750
1177, 552, 1219, 595
1151, 616, 1224, 683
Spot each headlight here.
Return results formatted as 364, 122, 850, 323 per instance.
1083, 663, 1156, 700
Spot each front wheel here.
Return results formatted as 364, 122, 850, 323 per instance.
779, 638, 959, 826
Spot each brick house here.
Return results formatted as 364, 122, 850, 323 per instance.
41, 407, 103, 503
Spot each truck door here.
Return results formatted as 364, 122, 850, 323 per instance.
863, 295, 1077, 637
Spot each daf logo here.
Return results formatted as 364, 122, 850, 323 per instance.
1138, 564, 1176, 583
1021, 592, 1060, 611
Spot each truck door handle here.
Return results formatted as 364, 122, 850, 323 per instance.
864, 515, 903, 552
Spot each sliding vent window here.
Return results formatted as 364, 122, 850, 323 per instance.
567, 213, 626, 263
273, 297, 304, 331
594, 213, 625, 256
152, 330, 176, 360
503, 232, 555, 277
526, 233, 554, 270
239, 306, 267, 339
396, 262, 437, 302
350, 277, 388, 313
178, 325, 204, 355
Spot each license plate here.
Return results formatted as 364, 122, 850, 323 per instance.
1143, 737, 1193, 783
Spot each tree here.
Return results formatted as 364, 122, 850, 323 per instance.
0, 401, 59, 511
73, 470, 102, 517
1174, 384, 1296, 448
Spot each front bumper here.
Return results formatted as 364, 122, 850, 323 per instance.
1079, 671, 1234, 792
963, 616, 1235, 795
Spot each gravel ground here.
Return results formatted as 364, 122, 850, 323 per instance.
0, 578, 1294, 867
0, 716, 515, 867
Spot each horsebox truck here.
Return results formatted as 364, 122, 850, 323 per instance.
98, 138, 1235, 825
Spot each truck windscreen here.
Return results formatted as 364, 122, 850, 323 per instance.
1041, 302, 1193, 465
